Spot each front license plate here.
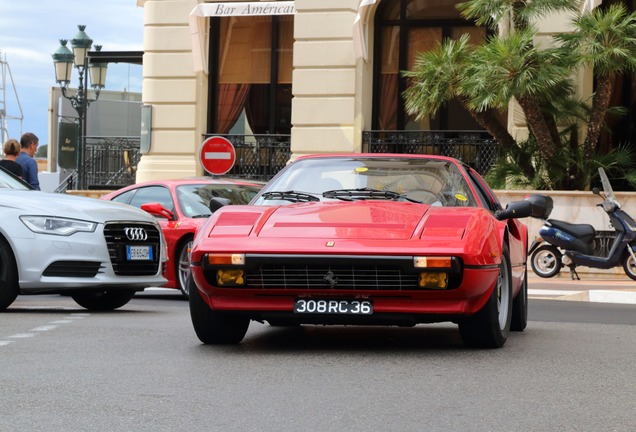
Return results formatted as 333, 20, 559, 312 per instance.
294, 299, 373, 315
126, 245, 153, 261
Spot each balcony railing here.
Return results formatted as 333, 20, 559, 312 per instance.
57, 131, 497, 193
56, 136, 140, 192
362, 130, 498, 174
206, 134, 291, 181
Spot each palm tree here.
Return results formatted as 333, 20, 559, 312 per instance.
403, 0, 636, 190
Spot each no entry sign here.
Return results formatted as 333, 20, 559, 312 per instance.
199, 136, 236, 175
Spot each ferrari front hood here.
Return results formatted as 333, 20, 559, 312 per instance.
255, 201, 429, 240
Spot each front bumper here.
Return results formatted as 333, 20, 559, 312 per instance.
191, 261, 499, 322
12, 223, 166, 293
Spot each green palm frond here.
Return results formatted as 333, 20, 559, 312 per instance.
403, 34, 473, 118
457, 0, 578, 30
459, 29, 574, 110
557, 4, 636, 75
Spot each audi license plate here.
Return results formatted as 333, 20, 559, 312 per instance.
294, 299, 373, 315
126, 245, 153, 261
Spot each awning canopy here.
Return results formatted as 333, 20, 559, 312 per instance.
353, 0, 378, 61
189, 1, 296, 73
88, 50, 143, 65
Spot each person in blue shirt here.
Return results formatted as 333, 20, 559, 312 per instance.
16, 132, 40, 190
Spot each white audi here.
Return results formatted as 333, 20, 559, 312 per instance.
0, 168, 167, 311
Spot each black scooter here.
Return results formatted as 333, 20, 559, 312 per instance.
528, 168, 636, 280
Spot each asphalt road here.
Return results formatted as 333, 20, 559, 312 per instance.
1, 292, 635, 432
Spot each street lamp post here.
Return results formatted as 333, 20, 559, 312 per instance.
52, 25, 107, 190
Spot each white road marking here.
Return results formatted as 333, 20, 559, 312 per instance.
0, 314, 90, 348
588, 290, 636, 304
9, 333, 36, 338
529, 289, 583, 296
31, 325, 58, 332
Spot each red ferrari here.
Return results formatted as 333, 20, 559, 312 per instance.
188, 154, 542, 348
101, 178, 263, 297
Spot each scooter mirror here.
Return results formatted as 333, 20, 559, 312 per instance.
592, 187, 601, 196
496, 200, 533, 220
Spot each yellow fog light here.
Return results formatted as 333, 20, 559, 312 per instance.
217, 269, 245, 286
419, 272, 448, 289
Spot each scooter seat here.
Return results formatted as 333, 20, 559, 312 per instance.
547, 219, 596, 240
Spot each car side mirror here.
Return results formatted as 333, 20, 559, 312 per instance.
496, 200, 533, 221
209, 197, 232, 213
141, 202, 175, 220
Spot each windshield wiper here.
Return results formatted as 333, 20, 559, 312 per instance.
261, 191, 320, 203
322, 188, 422, 203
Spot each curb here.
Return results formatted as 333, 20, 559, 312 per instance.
528, 288, 636, 304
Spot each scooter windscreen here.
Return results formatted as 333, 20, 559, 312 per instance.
598, 167, 620, 212
598, 167, 615, 200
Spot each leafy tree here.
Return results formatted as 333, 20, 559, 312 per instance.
403, 0, 636, 190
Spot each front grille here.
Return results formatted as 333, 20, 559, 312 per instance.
104, 222, 161, 276
246, 265, 419, 290
43, 261, 103, 277
201, 254, 463, 291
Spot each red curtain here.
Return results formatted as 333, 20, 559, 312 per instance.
217, 84, 250, 134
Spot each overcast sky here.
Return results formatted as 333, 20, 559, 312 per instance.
0, 0, 145, 145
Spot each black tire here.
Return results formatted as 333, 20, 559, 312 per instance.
530, 245, 562, 278
511, 268, 528, 332
176, 237, 194, 298
622, 251, 636, 281
459, 244, 513, 348
188, 275, 249, 344
71, 290, 136, 311
0, 237, 19, 311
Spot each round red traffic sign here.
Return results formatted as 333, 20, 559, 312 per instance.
199, 136, 236, 175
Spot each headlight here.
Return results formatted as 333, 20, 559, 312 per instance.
20, 216, 97, 236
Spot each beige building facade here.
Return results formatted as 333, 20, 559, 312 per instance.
134, 0, 597, 182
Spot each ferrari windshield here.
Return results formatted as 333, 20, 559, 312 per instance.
253, 157, 477, 207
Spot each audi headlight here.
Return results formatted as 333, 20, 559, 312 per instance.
20, 216, 97, 236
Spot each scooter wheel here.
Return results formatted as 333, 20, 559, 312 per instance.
622, 253, 636, 281
531, 245, 562, 278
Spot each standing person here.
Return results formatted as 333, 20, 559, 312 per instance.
16, 132, 40, 190
0, 138, 23, 179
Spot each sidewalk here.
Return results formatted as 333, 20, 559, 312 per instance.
528, 273, 636, 304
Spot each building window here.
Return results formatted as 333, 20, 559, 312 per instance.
373, 0, 487, 131
208, 15, 293, 135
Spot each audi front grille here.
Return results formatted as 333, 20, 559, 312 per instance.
104, 222, 161, 276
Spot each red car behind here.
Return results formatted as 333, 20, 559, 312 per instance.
101, 178, 263, 297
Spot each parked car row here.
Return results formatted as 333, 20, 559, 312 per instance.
0, 168, 263, 311
1, 153, 538, 349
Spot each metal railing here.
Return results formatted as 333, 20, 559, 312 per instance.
56, 136, 140, 193
362, 130, 498, 174
55, 131, 498, 192
206, 134, 291, 181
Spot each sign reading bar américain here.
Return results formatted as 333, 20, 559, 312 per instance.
204, 2, 295, 17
